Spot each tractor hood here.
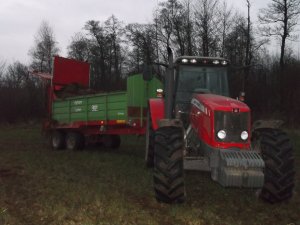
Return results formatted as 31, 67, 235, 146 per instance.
192, 94, 250, 112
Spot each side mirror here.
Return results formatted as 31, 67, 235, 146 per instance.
143, 64, 153, 81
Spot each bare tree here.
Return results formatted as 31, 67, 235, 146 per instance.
0, 60, 6, 86
245, 0, 252, 67
126, 23, 156, 73
68, 32, 90, 61
155, 0, 182, 61
104, 15, 124, 82
4, 62, 29, 89
194, 0, 220, 56
84, 20, 108, 89
219, 1, 234, 57
258, 0, 300, 69
172, 0, 195, 56
84, 17, 125, 91
224, 14, 248, 66
184, 0, 194, 55
29, 21, 60, 73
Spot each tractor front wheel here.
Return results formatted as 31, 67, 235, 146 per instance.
153, 126, 185, 203
254, 129, 295, 203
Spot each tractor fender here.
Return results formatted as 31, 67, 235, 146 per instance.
148, 98, 165, 130
252, 120, 284, 132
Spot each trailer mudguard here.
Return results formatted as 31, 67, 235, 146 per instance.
148, 98, 164, 130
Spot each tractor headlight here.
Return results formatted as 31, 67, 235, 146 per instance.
217, 130, 226, 140
241, 131, 248, 141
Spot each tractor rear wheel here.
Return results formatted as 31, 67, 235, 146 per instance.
66, 132, 85, 150
145, 112, 155, 167
51, 130, 65, 150
254, 129, 295, 203
153, 126, 185, 203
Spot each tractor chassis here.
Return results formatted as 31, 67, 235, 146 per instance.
183, 148, 265, 188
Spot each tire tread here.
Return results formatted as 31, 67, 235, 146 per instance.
258, 129, 295, 203
153, 126, 185, 204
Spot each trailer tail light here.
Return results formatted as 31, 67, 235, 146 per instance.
128, 119, 137, 127
116, 120, 126, 124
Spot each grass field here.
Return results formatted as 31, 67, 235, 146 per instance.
0, 125, 299, 225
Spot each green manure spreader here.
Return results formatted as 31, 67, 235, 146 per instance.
34, 56, 161, 150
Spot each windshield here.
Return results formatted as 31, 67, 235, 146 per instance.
174, 65, 229, 128
176, 65, 229, 103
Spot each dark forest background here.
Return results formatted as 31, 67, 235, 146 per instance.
0, 0, 299, 126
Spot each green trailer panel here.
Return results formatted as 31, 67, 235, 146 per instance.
52, 74, 161, 125
52, 92, 127, 123
126, 74, 162, 108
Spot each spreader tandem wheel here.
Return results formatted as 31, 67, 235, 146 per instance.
66, 132, 85, 150
153, 126, 185, 203
257, 129, 295, 203
51, 130, 65, 150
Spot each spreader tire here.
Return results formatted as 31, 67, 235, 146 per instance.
111, 135, 121, 149
257, 129, 295, 203
145, 112, 155, 167
153, 126, 185, 203
51, 130, 65, 150
103, 135, 121, 149
66, 132, 85, 150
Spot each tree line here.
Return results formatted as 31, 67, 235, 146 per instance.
0, 0, 299, 125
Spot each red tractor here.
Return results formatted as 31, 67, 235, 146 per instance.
145, 48, 295, 204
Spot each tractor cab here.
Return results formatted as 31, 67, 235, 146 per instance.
174, 56, 230, 127
175, 56, 229, 97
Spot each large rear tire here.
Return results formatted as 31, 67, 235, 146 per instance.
153, 126, 185, 203
145, 111, 155, 167
254, 129, 295, 203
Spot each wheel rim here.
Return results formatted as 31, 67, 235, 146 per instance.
67, 136, 76, 149
52, 136, 59, 148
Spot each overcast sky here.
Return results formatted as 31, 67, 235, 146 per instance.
0, 0, 299, 65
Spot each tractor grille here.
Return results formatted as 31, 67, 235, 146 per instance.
214, 111, 249, 143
